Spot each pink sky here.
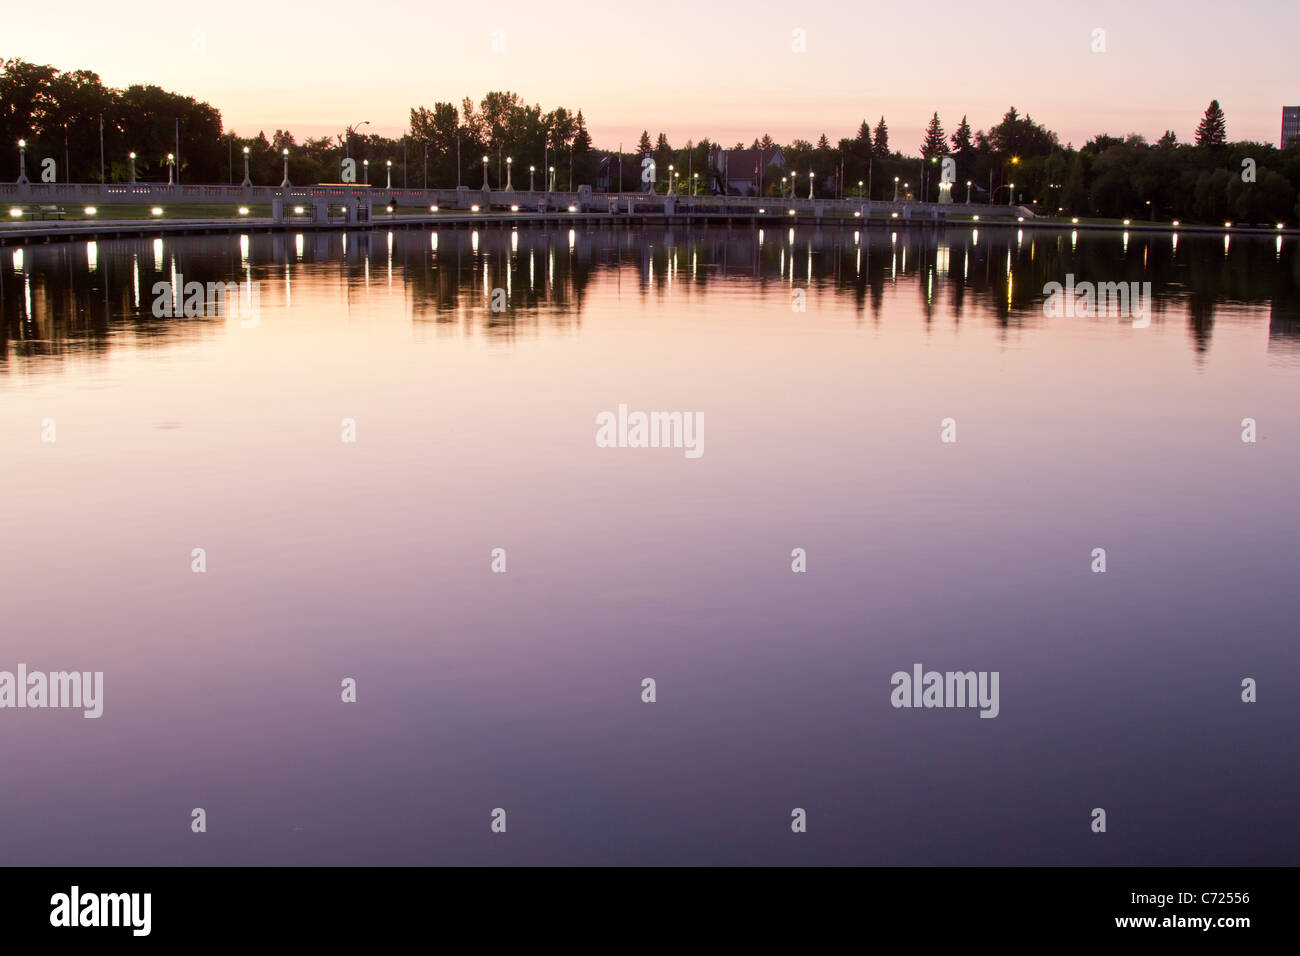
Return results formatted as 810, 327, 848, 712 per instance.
7, 0, 1298, 150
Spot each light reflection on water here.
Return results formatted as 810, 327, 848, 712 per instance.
0, 226, 1297, 865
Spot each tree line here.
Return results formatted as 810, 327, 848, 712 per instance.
3, 58, 1297, 224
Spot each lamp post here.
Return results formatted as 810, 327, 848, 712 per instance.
505, 156, 513, 190
129, 151, 137, 184
16, 138, 28, 184
345, 120, 369, 161
548, 165, 555, 192
893, 176, 899, 202
529, 164, 535, 191
693, 172, 699, 196
781, 175, 787, 198
363, 159, 369, 185
1008, 182, 1015, 206
667, 164, 674, 194
386, 159, 392, 189
858, 179, 864, 198
808, 171, 814, 200
242, 146, 251, 186
482, 155, 489, 190
965, 180, 972, 204
167, 152, 175, 185
282, 148, 291, 187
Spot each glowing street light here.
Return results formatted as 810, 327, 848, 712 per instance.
1007, 182, 1015, 206
282, 148, 291, 187
167, 152, 175, 186
129, 151, 137, 183
893, 176, 900, 202
808, 170, 815, 200
363, 158, 369, 185
548, 165, 555, 192
241, 146, 251, 186
505, 156, 513, 191
966, 179, 972, 204
386, 158, 392, 189
529, 164, 535, 191
668, 164, 674, 194
482, 155, 489, 190
16, 138, 28, 184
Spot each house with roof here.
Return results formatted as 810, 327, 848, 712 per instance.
707, 147, 785, 196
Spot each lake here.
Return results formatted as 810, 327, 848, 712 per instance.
1, 222, 1297, 864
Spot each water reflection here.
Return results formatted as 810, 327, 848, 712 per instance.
2, 225, 1299, 366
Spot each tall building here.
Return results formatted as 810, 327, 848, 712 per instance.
1283, 106, 1300, 147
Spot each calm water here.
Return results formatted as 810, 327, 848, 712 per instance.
1, 224, 1298, 865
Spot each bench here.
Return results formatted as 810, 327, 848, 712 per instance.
37, 205, 65, 221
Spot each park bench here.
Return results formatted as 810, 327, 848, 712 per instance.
37, 205, 65, 220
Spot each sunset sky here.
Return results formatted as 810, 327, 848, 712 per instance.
7, 0, 1298, 151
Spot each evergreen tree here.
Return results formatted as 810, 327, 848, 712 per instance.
1195, 99, 1227, 147
872, 116, 889, 157
637, 129, 652, 154
920, 112, 947, 157
854, 119, 873, 152
572, 110, 592, 152
950, 115, 973, 154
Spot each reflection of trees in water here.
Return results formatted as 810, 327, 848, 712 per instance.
3, 225, 1298, 368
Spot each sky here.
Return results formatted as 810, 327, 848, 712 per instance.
6, 0, 1299, 152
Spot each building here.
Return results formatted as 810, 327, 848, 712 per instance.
1283, 106, 1300, 147
707, 147, 785, 196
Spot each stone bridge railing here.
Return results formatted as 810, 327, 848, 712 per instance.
0, 181, 1037, 222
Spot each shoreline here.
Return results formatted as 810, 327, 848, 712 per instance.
0, 210, 1292, 246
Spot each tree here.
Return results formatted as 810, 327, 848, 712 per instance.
920, 112, 947, 157
637, 129, 652, 154
1157, 129, 1178, 148
950, 115, 973, 154
872, 116, 889, 157
1195, 99, 1227, 147
854, 119, 872, 152
988, 106, 1057, 158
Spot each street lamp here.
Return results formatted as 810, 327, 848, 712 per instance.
16, 138, 28, 184
129, 151, 137, 183
241, 146, 251, 186
282, 148, 291, 187
893, 176, 899, 202
857, 179, 864, 198
781, 175, 787, 198
482, 155, 489, 190
965, 180, 972, 204
548, 165, 555, 192
529, 164, 535, 191
808, 170, 815, 199
1008, 182, 1015, 206
505, 156, 513, 190
386, 158, 392, 189
346, 120, 369, 160
167, 152, 175, 185
668, 164, 674, 194
693, 172, 699, 196
363, 159, 369, 185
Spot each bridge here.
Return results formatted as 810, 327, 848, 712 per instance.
0, 179, 1038, 227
